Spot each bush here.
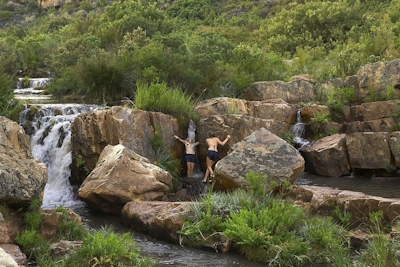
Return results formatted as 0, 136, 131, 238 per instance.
64, 225, 154, 267
135, 82, 198, 126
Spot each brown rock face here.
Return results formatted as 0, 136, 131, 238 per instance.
357, 59, 400, 101
78, 145, 172, 214
70, 107, 181, 184
194, 97, 296, 124
346, 132, 392, 169
0, 116, 47, 206
196, 114, 291, 171
242, 79, 315, 103
301, 134, 350, 177
121, 200, 194, 244
214, 128, 304, 190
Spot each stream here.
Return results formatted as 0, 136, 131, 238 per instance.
14, 80, 400, 266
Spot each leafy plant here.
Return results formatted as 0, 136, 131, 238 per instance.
64, 225, 154, 267
24, 199, 42, 230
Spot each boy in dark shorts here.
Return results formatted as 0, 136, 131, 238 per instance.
174, 135, 199, 178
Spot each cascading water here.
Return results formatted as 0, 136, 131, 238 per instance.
19, 104, 100, 208
14, 78, 53, 103
291, 108, 310, 150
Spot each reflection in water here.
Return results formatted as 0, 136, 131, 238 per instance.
296, 172, 400, 199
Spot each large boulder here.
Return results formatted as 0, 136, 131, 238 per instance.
196, 115, 291, 171
346, 132, 392, 169
343, 100, 399, 122
357, 59, 400, 102
242, 79, 316, 103
70, 107, 181, 184
301, 134, 351, 177
0, 116, 47, 206
213, 128, 305, 190
78, 145, 172, 214
121, 200, 195, 244
389, 132, 400, 167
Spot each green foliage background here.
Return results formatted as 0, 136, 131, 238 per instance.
1, 0, 400, 107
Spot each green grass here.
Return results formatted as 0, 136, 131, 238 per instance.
135, 82, 198, 126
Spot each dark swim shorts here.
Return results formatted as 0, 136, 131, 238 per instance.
185, 154, 196, 163
206, 150, 218, 161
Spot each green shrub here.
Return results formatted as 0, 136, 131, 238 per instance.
57, 210, 88, 241
15, 229, 50, 261
135, 82, 197, 126
0, 11, 13, 22
24, 199, 42, 230
300, 216, 350, 264
64, 225, 154, 267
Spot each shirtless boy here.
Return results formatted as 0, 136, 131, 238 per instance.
174, 135, 199, 178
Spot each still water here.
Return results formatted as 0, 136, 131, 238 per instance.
296, 172, 400, 199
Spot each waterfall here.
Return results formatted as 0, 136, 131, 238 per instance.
20, 104, 100, 208
291, 109, 310, 150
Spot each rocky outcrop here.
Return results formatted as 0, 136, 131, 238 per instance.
78, 144, 172, 214
70, 107, 182, 184
288, 185, 400, 228
0, 244, 26, 267
194, 97, 296, 124
0, 116, 47, 207
121, 200, 195, 243
39, 208, 82, 239
196, 114, 291, 170
242, 79, 316, 103
357, 59, 400, 102
346, 132, 392, 170
302, 134, 350, 177
214, 128, 304, 190
300, 104, 331, 124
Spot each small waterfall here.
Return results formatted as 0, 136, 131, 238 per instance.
292, 109, 310, 150
20, 104, 101, 208
14, 77, 53, 103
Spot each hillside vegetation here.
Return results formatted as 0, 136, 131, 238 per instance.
0, 0, 398, 116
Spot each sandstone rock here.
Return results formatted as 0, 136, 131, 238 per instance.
288, 185, 400, 228
196, 114, 292, 171
0, 244, 27, 267
78, 145, 172, 214
301, 134, 350, 177
343, 100, 398, 122
39, 208, 82, 240
71, 107, 181, 184
357, 59, 400, 102
389, 132, 400, 167
0, 247, 19, 267
194, 97, 296, 124
242, 79, 315, 103
300, 104, 331, 124
38, 0, 75, 9
342, 118, 396, 134
121, 200, 196, 243
346, 132, 392, 169
213, 128, 304, 190
0, 213, 10, 244
0, 116, 47, 206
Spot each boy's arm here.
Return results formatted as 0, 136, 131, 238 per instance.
173, 135, 185, 144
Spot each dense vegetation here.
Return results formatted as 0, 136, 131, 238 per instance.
1, 0, 399, 119
179, 173, 400, 266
